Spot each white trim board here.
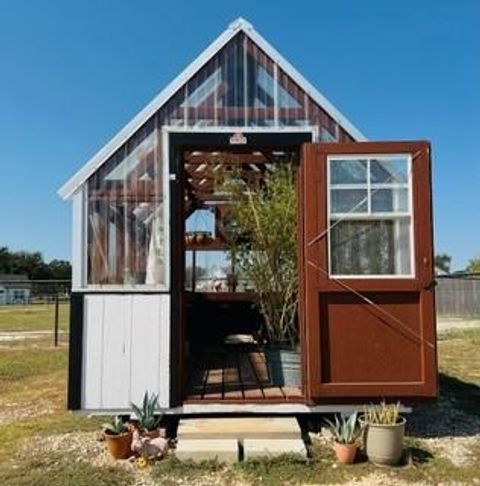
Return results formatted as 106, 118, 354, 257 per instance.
58, 17, 366, 200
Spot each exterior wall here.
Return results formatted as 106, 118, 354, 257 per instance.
81, 294, 170, 410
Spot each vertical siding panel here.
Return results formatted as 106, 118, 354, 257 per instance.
102, 296, 131, 408
158, 295, 170, 407
82, 295, 104, 409
130, 295, 161, 405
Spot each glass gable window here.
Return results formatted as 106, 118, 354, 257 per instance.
80, 30, 360, 290
86, 120, 166, 287
328, 156, 413, 277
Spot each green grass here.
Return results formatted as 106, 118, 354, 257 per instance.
0, 453, 132, 486
0, 303, 69, 332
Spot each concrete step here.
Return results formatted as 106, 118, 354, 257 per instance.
177, 417, 302, 440
175, 417, 307, 462
243, 438, 307, 459
175, 438, 238, 463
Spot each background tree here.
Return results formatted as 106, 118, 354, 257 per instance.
435, 253, 452, 274
0, 247, 71, 279
466, 255, 480, 274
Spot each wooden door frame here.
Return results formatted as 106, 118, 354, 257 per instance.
166, 128, 315, 407
300, 141, 437, 402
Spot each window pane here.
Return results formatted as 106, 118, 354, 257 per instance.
370, 157, 408, 184
87, 123, 166, 286
330, 159, 367, 184
192, 251, 232, 292
330, 219, 411, 275
331, 189, 368, 214
371, 188, 409, 213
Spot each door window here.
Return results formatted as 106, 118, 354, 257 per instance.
328, 155, 413, 277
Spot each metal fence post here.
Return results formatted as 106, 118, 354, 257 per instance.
54, 293, 59, 347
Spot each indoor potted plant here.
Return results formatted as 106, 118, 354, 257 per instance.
360, 401, 406, 466
130, 391, 163, 439
324, 411, 362, 464
223, 163, 300, 387
102, 416, 132, 460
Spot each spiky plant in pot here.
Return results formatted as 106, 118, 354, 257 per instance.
360, 401, 406, 466
102, 415, 132, 460
324, 411, 362, 464
130, 391, 163, 437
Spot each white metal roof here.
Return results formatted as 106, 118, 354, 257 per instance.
58, 17, 366, 200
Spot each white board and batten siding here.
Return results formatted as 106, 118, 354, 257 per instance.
82, 294, 170, 410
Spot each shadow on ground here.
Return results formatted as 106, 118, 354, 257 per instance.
408, 372, 480, 438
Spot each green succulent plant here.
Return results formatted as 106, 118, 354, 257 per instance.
324, 411, 362, 444
130, 391, 162, 432
103, 415, 127, 435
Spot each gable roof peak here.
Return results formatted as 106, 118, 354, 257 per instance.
229, 17, 253, 31
58, 18, 366, 200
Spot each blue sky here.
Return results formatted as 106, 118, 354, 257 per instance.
0, 0, 478, 270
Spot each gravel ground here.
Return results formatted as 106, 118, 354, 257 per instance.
408, 392, 480, 467
0, 400, 56, 423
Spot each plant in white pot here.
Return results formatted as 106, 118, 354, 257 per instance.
324, 411, 362, 464
360, 401, 406, 466
223, 162, 300, 387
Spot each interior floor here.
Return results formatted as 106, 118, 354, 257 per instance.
185, 342, 302, 401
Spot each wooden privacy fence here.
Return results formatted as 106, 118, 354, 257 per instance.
436, 276, 480, 317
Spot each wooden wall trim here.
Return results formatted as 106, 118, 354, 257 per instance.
68, 292, 84, 410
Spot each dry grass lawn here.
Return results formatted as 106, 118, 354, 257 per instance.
0, 303, 69, 332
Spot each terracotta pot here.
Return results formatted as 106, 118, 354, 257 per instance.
104, 431, 132, 460
333, 442, 358, 464
360, 416, 406, 466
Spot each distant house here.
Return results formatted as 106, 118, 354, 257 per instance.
0, 274, 31, 305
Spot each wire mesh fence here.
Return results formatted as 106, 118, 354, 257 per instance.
0, 279, 71, 346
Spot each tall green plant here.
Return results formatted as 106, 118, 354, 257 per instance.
223, 163, 299, 347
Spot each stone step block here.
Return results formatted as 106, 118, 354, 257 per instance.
174, 438, 238, 463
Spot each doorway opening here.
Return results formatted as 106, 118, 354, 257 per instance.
179, 144, 304, 402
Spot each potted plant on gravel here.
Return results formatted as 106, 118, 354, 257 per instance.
222, 162, 300, 387
103, 416, 132, 460
324, 411, 362, 464
360, 401, 406, 466
130, 391, 163, 439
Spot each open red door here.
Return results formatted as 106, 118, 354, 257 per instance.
300, 142, 437, 400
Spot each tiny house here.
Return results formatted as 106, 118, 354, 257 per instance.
0, 275, 31, 305
59, 18, 437, 414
